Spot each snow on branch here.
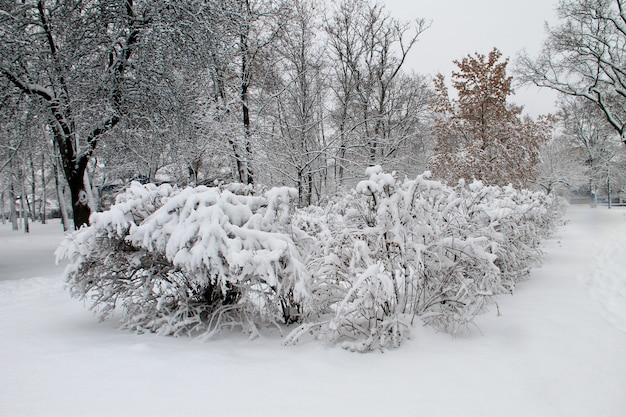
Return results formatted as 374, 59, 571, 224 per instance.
285, 169, 565, 351
58, 182, 310, 337
59, 169, 565, 351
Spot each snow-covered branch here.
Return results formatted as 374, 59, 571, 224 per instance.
59, 168, 565, 351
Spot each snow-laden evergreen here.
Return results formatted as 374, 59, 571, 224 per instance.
58, 168, 564, 351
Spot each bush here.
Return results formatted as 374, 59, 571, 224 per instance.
285, 167, 565, 351
57, 182, 310, 338
59, 169, 565, 351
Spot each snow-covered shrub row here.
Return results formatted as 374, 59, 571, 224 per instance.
58, 169, 564, 351
285, 167, 565, 351
57, 182, 310, 337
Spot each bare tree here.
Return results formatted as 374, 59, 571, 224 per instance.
1, 0, 148, 228
534, 130, 586, 194
257, 0, 329, 206
213, 0, 286, 184
325, 0, 429, 189
0, 95, 46, 232
517, 0, 626, 143
558, 95, 626, 203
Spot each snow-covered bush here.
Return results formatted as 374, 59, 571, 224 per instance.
59, 168, 564, 352
57, 182, 310, 337
285, 167, 564, 351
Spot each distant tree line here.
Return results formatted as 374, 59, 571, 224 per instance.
1, 0, 433, 229
1, 0, 625, 231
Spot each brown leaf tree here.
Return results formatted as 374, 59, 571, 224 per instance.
429, 48, 550, 188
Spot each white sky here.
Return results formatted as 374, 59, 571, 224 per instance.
384, 0, 561, 117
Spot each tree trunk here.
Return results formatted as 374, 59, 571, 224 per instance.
228, 137, 247, 183
20, 180, 29, 234
241, 72, 254, 185
244, 134, 254, 185
239, 3, 254, 186
306, 171, 313, 206
1, 191, 5, 224
607, 169, 612, 209
9, 182, 18, 231
40, 153, 47, 224
29, 154, 38, 221
337, 141, 346, 188
68, 170, 91, 229
21, 199, 30, 233
297, 169, 303, 208
53, 158, 71, 232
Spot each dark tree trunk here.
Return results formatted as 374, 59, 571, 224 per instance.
241, 59, 254, 185
1, 0, 138, 230
239, 0, 254, 186
68, 169, 90, 229
40, 153, 46, 224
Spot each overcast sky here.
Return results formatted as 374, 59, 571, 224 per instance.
384, 0, 561, 117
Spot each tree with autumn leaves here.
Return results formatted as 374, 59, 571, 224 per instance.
430, 48, 552, 188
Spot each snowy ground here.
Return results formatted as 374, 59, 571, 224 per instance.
1, 206, 625, 417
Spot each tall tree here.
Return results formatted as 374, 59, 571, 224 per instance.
0, 0, 147, 228
325, 0, 429, 189
224, 0, 287, 185
430, 48, 550, 187
517, 0, 626, 143
0, 94, 50, 231
97, 1, 216, 186
260, 0, 328, 206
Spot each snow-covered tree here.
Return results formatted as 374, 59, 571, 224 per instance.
0, 0, 149, 228
517, 0, 626, 143
430, 48, 550, 188
534, 130, 586, 195
325, 0, 431, 190
558, 96, 626, 204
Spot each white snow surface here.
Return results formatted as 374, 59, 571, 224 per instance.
1, 206, 625, 417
